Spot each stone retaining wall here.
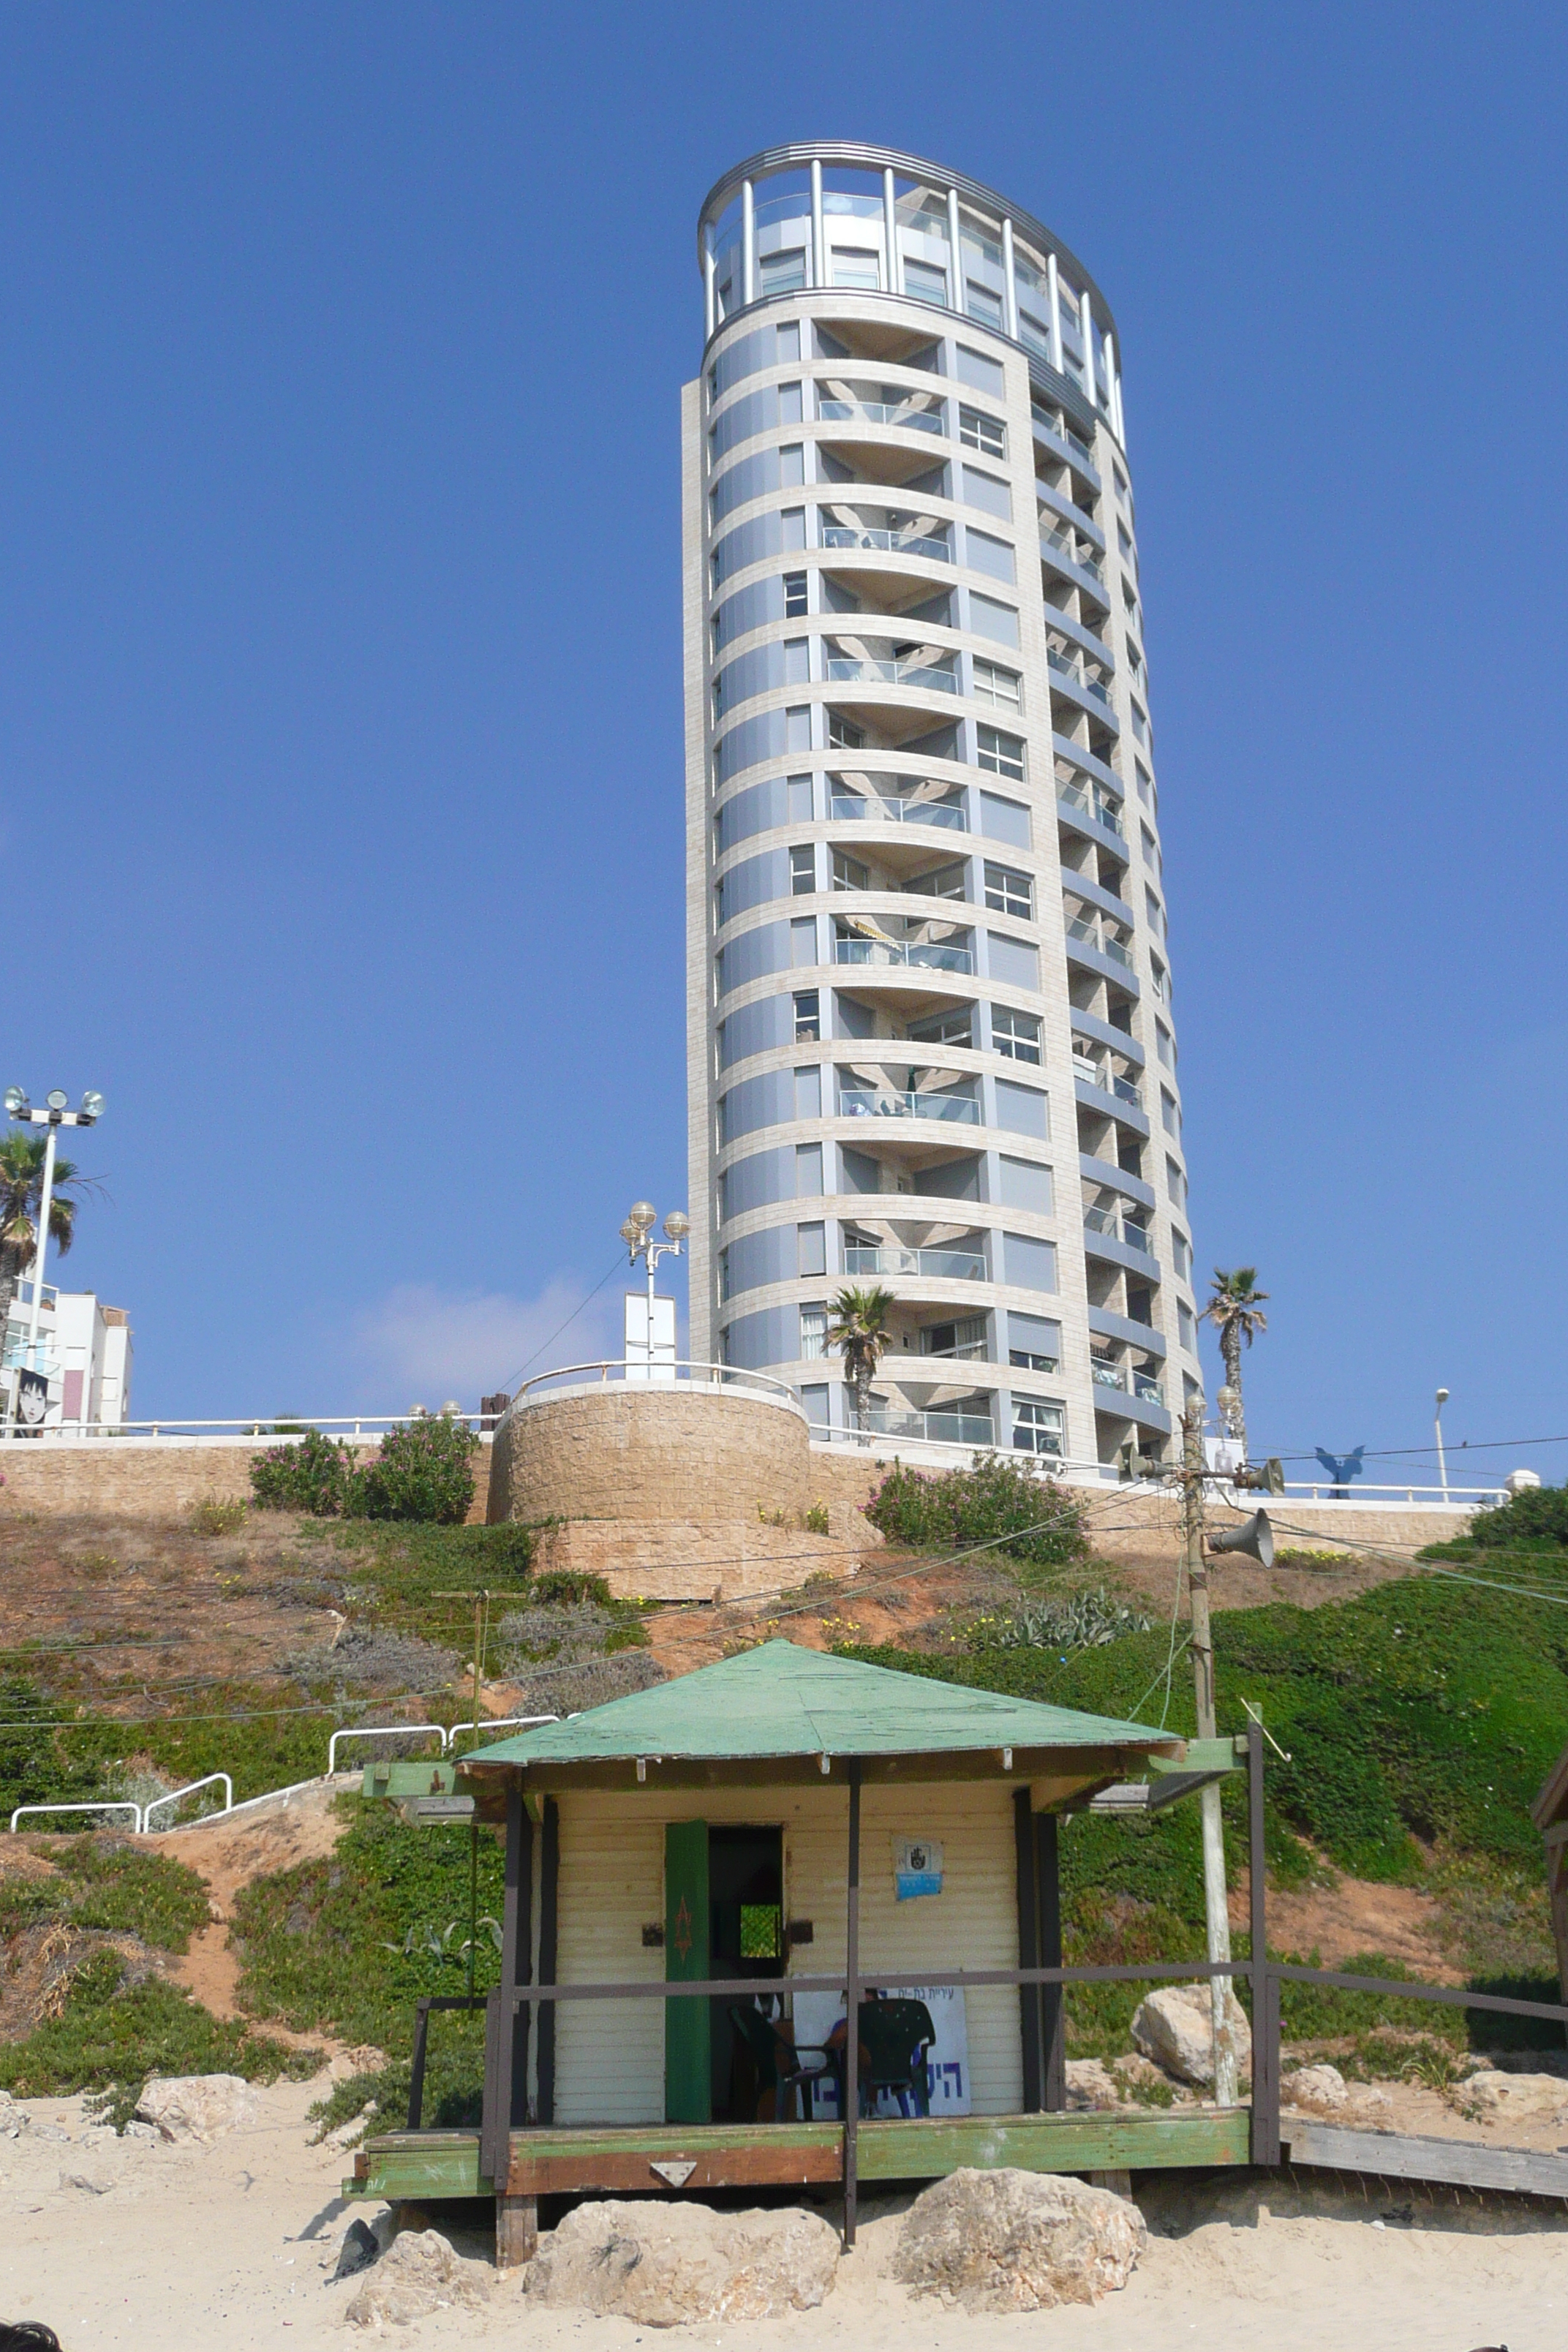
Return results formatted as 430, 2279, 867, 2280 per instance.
0, 1438, 491, 1525
487, 1386, 812, 1526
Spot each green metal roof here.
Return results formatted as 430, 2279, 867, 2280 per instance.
457, 1640, 1175, 1770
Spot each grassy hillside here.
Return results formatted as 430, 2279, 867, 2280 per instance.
847, 1564, 1568, 2065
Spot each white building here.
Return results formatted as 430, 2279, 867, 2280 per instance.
2, 1283, 134, 1430
684, 143, 1199, 1475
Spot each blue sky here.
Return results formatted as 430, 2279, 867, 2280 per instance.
4, 2, 1566, 1488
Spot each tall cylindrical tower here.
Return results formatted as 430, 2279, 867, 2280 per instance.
683, 143, 1199, 1474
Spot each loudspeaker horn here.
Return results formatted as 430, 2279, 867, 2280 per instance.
1207, 1509, 1275, 1569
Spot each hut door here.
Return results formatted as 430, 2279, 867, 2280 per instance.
664, 1820, 711, 2123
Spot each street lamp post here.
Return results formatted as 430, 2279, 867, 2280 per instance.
3, 1086, 104, 1433
618, 1202, 690, 1371
1434, 1387, 1450, 1502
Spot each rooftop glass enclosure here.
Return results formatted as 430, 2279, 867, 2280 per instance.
697, 143, 1125, 441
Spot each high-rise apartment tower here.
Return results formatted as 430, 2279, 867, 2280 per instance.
683, 143, 1199, 1471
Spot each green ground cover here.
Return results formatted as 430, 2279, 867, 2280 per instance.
846, 1567, 1568, 2062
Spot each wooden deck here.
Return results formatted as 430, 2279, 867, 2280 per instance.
345, 2107, 1253, 2204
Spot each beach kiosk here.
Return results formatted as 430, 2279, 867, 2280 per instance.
347, 1640, 1254, 2263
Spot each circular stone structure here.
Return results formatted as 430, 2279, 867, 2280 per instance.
486, 1378, 812, 1527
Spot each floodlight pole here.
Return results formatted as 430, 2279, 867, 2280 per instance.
1434, 1388, 1450, 1502
1182, 1405, 1240, 2106
4, 1088, 101, 1436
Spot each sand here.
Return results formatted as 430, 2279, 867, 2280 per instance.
2, 2076, 1567, 2349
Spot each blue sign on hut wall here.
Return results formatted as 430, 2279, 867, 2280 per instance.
894, 1835, 944, 1900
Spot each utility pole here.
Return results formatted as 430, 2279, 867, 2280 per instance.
1182, 1404, 1240, 2106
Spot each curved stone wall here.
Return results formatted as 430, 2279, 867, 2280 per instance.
486, 1384, 811, 1526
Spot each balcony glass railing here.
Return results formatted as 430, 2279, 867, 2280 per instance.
1090, 1359, 1165, 1406
1066, 915, 1134, 970
834, 936, 973, 973
866, 1404, 995, 1444
844, 1244, 987, 1281
1041, 524, 1105, 584
1074, 1061, 1143, 1109
825, 655, 958, 694
838, 1088, 980, 1124
818, 400, 944, 435
821, 524, 952, 563
1031, 407, 1099, 475
1056, 779, 1125, 839
829, 792, 967, 832
1084, 1208, 1155, 1256
1047, 649, 1113, 709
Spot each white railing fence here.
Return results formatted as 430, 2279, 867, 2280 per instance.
9, 1719, 557, 1835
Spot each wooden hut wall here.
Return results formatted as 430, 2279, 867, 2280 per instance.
551, 1781, 1025, 2125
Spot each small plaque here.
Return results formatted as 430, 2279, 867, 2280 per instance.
651, 2159, 696, 2187
641, 1923, 666, 1948
786, 1918, 814, 1945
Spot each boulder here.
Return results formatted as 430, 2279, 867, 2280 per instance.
892, 2167, 1145, 2312
1283, 2063, 1349, 2114
344, 2228, 491, 2327
525, 2200, 840, 2324
135, 2074, 257, 2145
1130, 1983, 1251, 2089
1066, 2058, 1121, 2111
1460, 2070, 1568, 2124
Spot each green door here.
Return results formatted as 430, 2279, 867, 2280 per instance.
665, 1820, 711, 2123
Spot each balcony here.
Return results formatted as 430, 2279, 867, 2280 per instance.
1056, 777, 1124, 840
1084, 1206, 1155, 1257
824, 653, 958, 695
1031, 407, 1101, 484
818, 399, 944, 436
844, 1243, 987, 1281
866, 1403, 995, 1445
834, 932, 973, 975
1073, 1057, 1142, 1109
829, 790, 967, 832
821, 524, 952, 563
839, 1088, 980, 1125
1066, 914, 1135, 970
1047, 649, 1115, 712
1041, 523, 1105, 587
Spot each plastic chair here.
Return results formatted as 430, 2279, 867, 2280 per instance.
727, 2004, 837, 2122
855, 1996, 937, 2117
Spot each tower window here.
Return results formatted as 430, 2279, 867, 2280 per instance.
991, 1007, 1041, 1063
793, 989, 821, 1041
783, 572, 808, 617
976, 724, 1025, 780
984, 862, 1033, 919
790, 845, 815, 895
960, 406, 1006, 459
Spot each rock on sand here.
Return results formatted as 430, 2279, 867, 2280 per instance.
344, 2228, 492, 2327
1461, 2070, 1568, 2123
135, 2074, 257, 2145
892, 2166, 1146, 2312
525, 2199, 841, 2323
1131, 1982, 1251, 2087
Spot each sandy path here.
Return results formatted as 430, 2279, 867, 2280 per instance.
2, 2078, 1567, 2350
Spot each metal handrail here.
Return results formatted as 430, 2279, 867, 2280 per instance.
511, 1359, 801, 1408
141, 1773, 233, 1832
10, 1799, 143, 1834
327, 1723, 446, 1776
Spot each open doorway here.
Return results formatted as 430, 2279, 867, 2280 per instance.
708, 1825, 784, 2122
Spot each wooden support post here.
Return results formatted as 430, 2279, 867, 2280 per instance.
843, 1759, 862, 2248
537, 1796, 559, 2125
1036, 1811, 1066, 2111
485, 1782, 532, 2184
1013, 1789, 1042, 2110
494, 2192, 538, 2271
407, 1999, 431, 2131
1247, 1719, 1279, 2166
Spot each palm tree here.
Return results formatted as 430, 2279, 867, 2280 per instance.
1200, 1267, 1270, 1452
826, 1284, 895, 1436
0, 1131, 89, 1338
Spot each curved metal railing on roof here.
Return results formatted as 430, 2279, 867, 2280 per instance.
508, 1359, 804, 1411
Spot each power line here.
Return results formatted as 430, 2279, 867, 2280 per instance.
496, 1257, 627, 1395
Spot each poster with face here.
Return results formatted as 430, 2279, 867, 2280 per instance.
15, 1368, 48, 1429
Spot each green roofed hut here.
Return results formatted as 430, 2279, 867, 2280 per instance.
345, 1639, 1256, 2265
